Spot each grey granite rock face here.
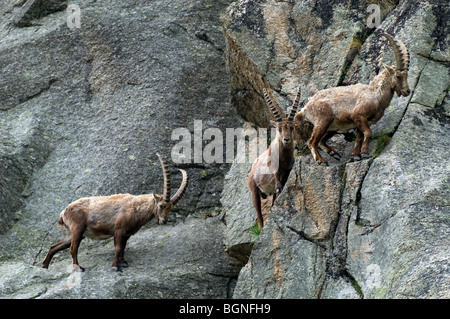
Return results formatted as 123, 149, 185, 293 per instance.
223, 0, 450, 299
0, 0, 241, 298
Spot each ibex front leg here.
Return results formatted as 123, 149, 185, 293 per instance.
351, 129, 364, 161
112, 230, 130, 271
352, 116, 372, 158
275, 171, 284, 194
248, 178, 264, 229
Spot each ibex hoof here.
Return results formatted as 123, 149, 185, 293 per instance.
72, 264, 85, 272
112, 266, 123, 272
361, 153, 371, 159
319, 161, 328, 167
350, 155, 361, 162
331, 153, 342, 160
112, 261, 128, 272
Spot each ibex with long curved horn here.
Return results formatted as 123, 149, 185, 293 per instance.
248, 88, 301, 228
42, 154, 188, 271
295, 32, 410, 165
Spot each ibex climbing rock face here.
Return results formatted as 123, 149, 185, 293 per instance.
248, 88, 301, 228
295, 33, 411, 165
42, 154, 188, 271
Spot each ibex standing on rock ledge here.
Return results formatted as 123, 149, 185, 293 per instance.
295, 32, 411, 165
248, 88, 301, 228
42, 154, 188, 271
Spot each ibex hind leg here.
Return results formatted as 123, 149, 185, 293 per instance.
350, 129, 364, 162
249, 181, 264, 229
42, 234, 72, 269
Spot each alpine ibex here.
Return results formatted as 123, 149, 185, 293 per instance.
42, 154, 188, 271
295, 32, 410, 165
248, 88, 301, 228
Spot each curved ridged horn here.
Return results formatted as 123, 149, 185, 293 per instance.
287, 88, 301, 122
397, 39, 410, 70
157, 153, 171, 203
263, 88, 282, 122
170, 169, 188, 206
381, 33, 410, 71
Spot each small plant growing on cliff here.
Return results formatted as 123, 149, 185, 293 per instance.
350, 34, 364, 50
373, 133, 392, 157
249, 222, 261, 237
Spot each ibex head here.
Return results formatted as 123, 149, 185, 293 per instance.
155, 154, 188, 224
381, 33, 410, 97
263, 88, 301, 148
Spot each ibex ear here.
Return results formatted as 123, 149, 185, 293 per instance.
270, 120, 279, 128
383, 64, 395, 74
